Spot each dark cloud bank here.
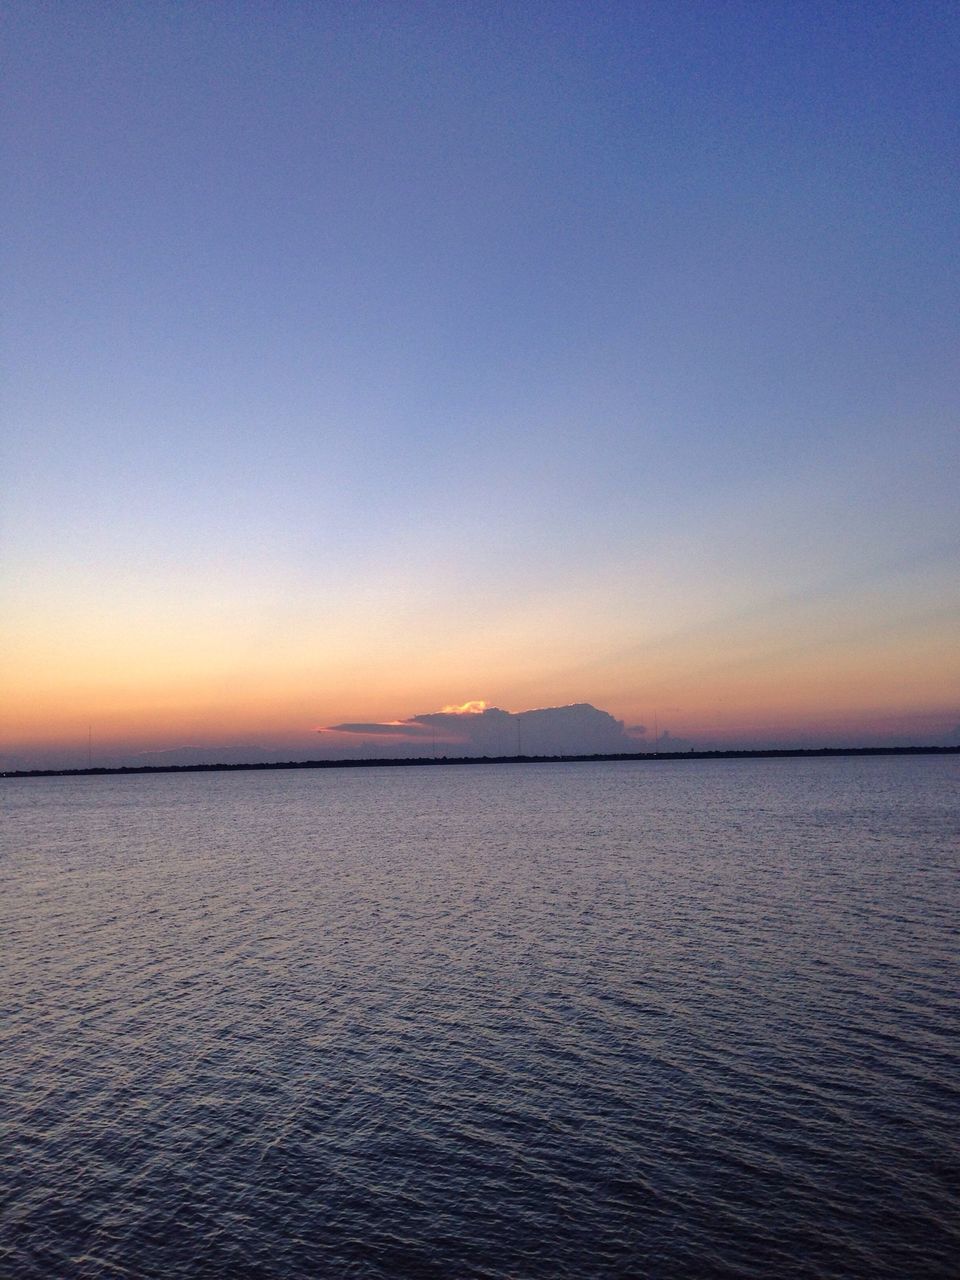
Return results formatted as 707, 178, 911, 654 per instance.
323, 703, 662, 757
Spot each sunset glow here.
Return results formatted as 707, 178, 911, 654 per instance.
2, 2, 957, 770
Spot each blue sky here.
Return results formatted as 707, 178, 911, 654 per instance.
3, 1, 958, 764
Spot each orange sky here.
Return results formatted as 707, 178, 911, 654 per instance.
3, 553, 957, 766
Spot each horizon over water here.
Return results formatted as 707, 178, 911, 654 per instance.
3, 757, 958, 1278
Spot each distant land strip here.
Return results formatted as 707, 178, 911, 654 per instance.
3, 745, 958, 779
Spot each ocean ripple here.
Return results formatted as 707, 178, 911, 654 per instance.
2, 757, 958, 1278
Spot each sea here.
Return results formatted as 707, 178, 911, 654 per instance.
2, 756, 958, 1279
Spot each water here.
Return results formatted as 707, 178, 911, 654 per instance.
2, 757, 958, 1278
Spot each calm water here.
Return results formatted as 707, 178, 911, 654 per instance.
2, 757, 958, 1279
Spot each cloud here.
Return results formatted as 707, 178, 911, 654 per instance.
325, 721, 431, 738
321, 702, 638, 756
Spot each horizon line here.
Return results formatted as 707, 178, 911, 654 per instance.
3, 744, 958, 780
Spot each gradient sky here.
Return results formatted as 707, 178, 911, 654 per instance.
3, 0, 958, 766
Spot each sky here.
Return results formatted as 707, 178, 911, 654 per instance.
2, 0, 958, 767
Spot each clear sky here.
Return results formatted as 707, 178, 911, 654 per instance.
3, 0, 958, 766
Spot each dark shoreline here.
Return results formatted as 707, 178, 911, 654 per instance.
3, 744, 957, 779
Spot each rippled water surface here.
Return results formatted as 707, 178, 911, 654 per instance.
3, 758, 958, 1278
